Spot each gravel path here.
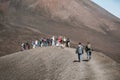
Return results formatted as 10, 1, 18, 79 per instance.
0, 47, 120, 80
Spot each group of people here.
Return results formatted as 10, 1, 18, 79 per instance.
76, 42, 92, 62
21, 42, 30, 51
21, 36, 71, 51
21, 36, 92, 61
51, 36, 71, 48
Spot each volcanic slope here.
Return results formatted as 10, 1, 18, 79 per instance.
0, 47, 120, 80
0, 0, 120, 62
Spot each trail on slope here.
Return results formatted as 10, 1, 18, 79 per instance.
0, 47, 120, 80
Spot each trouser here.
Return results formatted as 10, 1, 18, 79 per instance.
78, 54, 82, 61
87, 50, 91, 60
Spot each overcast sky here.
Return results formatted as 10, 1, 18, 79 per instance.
91, 0, 120, 18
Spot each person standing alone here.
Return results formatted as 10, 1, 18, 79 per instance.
76, 42, 84, 62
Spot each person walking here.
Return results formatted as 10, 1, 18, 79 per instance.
51, 36, 55, 46
25, 41, 30, 50
66, 38, 70, 48
21, 42, 25, 51
35, 40, 38, 48
76, 42, 84, 62
85, 42, 92, 60
32, 41, 35, 49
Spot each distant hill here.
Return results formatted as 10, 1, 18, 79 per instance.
0, 0, 120, 62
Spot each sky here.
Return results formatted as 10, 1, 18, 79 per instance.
91, 0, 120, 18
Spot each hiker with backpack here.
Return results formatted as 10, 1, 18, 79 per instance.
85, 42, 92, 60
76, 42, 84, 62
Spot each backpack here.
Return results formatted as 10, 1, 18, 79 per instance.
85, 45, 91, 51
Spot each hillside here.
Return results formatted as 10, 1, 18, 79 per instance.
0, 0, 120, 62
0, 47, 120, 80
